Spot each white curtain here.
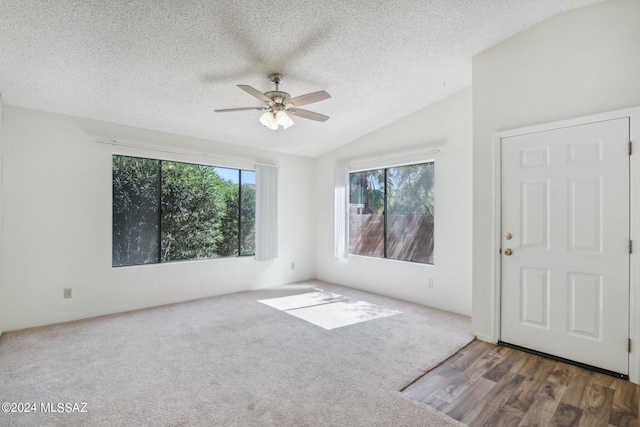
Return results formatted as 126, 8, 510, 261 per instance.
334, 166, 349, 259
255, 164, 278, 261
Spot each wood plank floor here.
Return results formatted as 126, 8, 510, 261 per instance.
402, 340, 640, 427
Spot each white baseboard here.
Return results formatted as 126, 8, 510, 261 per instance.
474, 333, 498, 344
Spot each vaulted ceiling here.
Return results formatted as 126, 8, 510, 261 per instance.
0, 0, 603, 157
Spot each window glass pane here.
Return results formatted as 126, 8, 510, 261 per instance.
349, 169, 385, 257
240, 170, 256, 255
213, 166, 239, 258
112, 155, 256, 265
112, 156, 160, 266
161, 162, 234, 261
387, 163, 434, 263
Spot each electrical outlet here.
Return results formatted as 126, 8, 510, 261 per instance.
64, 288, 72, 299
291, 262, 295, 270
427, 278, 433, 288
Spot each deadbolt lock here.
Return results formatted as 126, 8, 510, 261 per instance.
505, 232, 512, 240
504, 248, 513, 256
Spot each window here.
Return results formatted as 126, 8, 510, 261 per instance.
112, 155, 255, 267
349, 162, 434, 264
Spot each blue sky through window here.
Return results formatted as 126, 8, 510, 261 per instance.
213, 167, 255, 185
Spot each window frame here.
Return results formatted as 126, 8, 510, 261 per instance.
347, 160, 435, 265
112, 153, 256, 267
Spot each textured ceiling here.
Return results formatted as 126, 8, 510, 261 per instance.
0, 0, 604, 157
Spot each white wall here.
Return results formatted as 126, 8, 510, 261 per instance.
315, 89, 473, 315
1, 107, 316, 331
472, 0, 640, 340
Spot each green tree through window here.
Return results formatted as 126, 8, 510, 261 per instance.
112, 155, 255, 267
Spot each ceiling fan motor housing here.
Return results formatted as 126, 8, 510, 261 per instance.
265, 91, 291, 105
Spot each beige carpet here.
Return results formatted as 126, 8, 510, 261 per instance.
0, 280, 473, 426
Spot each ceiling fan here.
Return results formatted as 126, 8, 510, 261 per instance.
215, 73, 331, 130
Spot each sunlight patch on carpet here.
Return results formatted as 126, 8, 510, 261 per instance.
259, 289, 401, 330
258, 289, 347, 311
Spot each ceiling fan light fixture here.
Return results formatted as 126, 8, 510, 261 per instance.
259, 111, 276, 128
282, 115, 294, 129
275, 110, 289, 125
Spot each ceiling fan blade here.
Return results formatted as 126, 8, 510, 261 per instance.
288, 108, 330, 122
286, 90, 331, 107
214, 107, 266, 113
237, 85, 273, 104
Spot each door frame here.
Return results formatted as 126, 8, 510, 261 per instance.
490, 107, 640, 384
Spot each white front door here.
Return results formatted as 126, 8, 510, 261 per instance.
501, 118, 630, 375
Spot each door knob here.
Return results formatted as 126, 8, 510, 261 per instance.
504, 248, 513, 256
